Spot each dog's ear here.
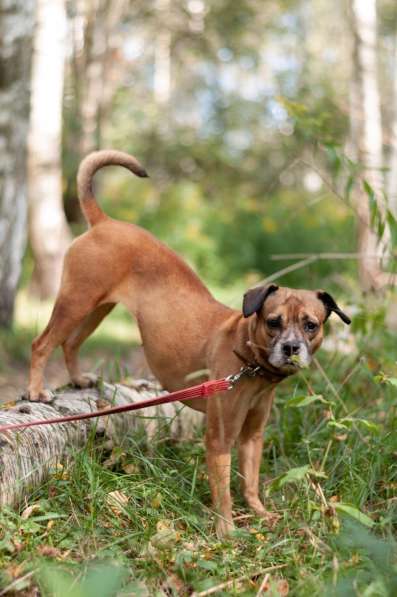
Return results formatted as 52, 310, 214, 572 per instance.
242, 284, 279, 318
317, 291, 351, 325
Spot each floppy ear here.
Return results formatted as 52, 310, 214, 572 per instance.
242, 284, 279, 318
317, 291, 351, 325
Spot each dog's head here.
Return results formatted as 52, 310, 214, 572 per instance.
242, 284, 351, 374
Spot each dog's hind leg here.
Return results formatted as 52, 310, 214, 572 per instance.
27, 295, 102, 402
62, 302, 115, 388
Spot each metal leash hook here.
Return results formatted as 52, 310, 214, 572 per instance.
225, 365, 261, 388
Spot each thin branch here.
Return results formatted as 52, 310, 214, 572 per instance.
255, 573, 270, 597
263, 256, 318, 284
192, 565, 286, 597
313, 357, 348, 415
313, 357, 367, 442
270, 252, 382, 261
0, 570, 37, 596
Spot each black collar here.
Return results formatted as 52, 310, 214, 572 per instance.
232, 348, 287, 383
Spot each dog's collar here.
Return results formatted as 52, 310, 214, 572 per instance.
232, 348, 287, 383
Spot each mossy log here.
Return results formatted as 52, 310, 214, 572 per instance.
0, 380, 204, 507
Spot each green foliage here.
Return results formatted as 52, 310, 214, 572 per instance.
39, 563, 129, 597
1, 300, 397, 594
61, 0, 362, 292
328, 522, 397, 596
94, 146, 355, 289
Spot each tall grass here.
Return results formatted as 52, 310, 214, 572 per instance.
0, 289, 396, 595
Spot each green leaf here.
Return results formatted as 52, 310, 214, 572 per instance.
324, 143, 342, 174
363, 179, 375, 202
334, 503, 374, 528
270, 465, 310, 492
344, 174, 355, 202
356, 418, 381, 435
386, 210, 397, 247
197, 560, 219, 571
387, 377, 397, 387
285, 394, 326, 408
363, 179, 378, 227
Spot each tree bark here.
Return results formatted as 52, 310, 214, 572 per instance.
0, 0, 36, 327
28, 0, 71, 299
154, 0, 172, 107
0, 380, 203, 508
349, 0, 390, 292
63, 0, 128, 221
72, 0, 128, 157
387, 34, 397, 219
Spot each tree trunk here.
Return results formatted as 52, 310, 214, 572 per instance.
63, 0, 128, 222
349, 0, 390, 292
28, 0, 71, 299
0, 0, 36, 327
0, 380, 203, 508
154, 0, 171, 107
78, 0, 104, 156
387, 34, 397, 219
74, 0, 128, 157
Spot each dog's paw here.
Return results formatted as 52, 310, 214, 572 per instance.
245, 497, 268, 516
23, 389, 55, 403
215, 517, 235, 539
259, 510, 281, 529
71, 373, 99, 389
244, 497, 281, 528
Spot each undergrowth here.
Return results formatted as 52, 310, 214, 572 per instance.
0, 296, 396, 596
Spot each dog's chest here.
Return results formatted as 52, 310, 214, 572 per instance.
245, 380, 275, 409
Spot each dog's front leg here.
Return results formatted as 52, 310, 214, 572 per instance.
205, 392, 247, 538
206, 439, 234, 538
238, 389, 279, 526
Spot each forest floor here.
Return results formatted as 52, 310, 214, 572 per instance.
0, 289, 396, 596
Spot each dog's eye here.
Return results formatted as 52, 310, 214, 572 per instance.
267, 317, 281, 329
305, 321, 318, 332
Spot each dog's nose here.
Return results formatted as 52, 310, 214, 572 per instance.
282, 341, 300, 357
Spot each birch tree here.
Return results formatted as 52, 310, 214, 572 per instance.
154, 0, 172, 107
0, 381, 203, 507
0, 0, 36, 327
28, 0, 71, 299
387, 33, 397, 218
71, 0, 128, 157
349, 0, 391, 291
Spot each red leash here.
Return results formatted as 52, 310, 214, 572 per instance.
0, 378, 232, 434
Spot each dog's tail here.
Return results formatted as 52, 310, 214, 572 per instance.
77, 150, 149, 226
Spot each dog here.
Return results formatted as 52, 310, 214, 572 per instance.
27, 150, 351, 537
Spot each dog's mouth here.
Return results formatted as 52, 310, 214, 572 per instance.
279, 359, 304, 373
285, 355, 309, 369
269, 354, 311, 373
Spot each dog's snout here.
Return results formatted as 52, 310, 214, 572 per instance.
282, 341, 300, 357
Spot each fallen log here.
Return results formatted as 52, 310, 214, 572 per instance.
0, 380, 204, 508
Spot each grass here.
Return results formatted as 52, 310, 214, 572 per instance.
0, 289, 397, 595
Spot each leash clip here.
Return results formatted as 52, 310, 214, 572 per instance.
245, 365, 261, 377
225, 365, 261, 388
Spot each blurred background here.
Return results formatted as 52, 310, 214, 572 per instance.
0, 0, 396, 398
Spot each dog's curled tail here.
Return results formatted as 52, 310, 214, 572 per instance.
77, 150, 149, 226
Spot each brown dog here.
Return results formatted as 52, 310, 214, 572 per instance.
27, 150, 351, 537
